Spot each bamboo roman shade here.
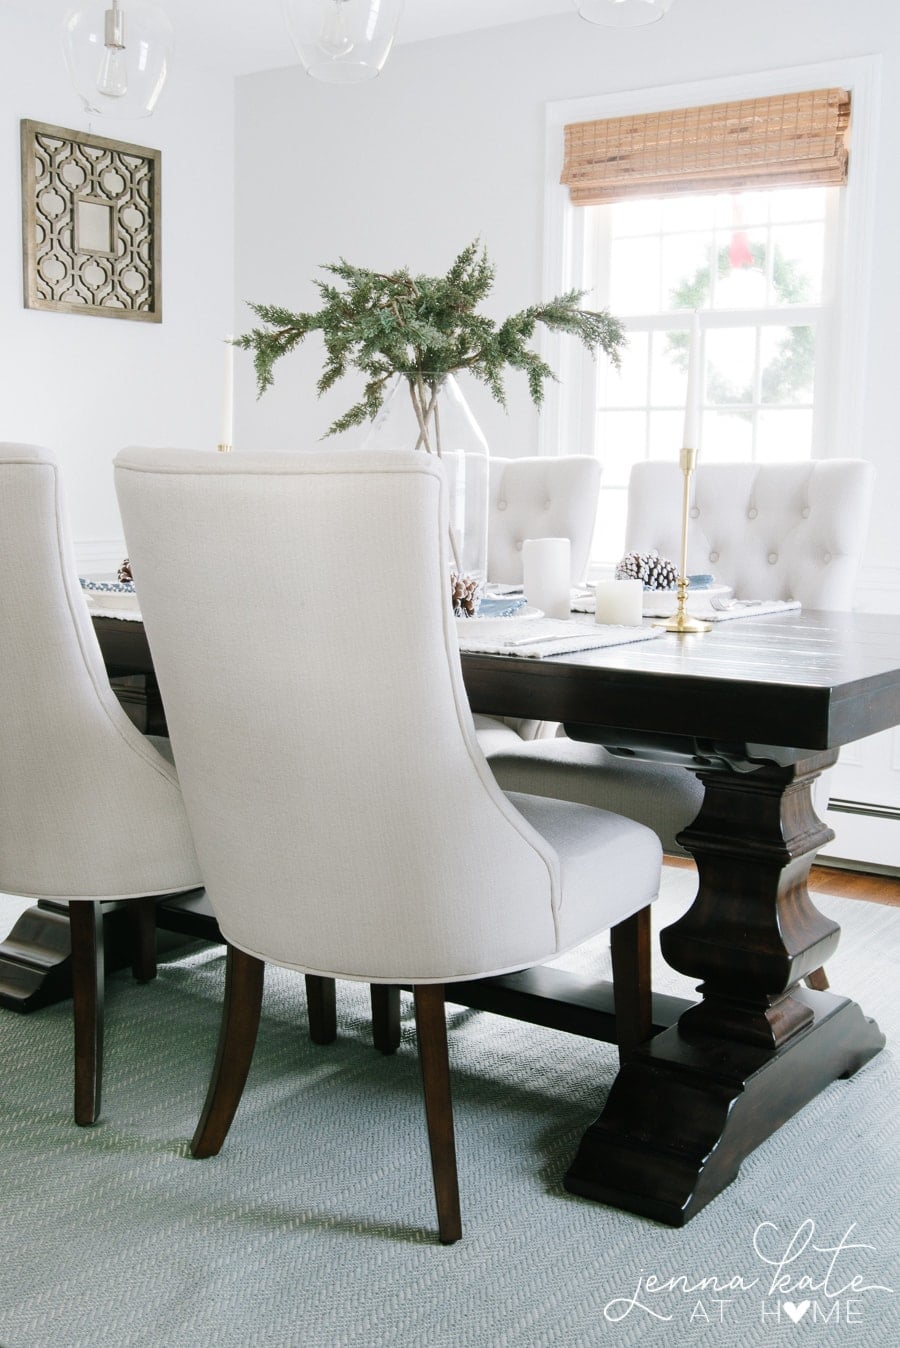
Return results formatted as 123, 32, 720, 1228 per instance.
561, 88, 851, 205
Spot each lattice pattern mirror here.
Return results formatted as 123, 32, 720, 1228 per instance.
21, 119, 161, 322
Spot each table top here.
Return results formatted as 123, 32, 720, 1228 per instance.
92, 607, 900, 761
460, 609, 900, 758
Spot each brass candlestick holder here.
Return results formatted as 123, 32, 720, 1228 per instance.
658, 445, 711, 634
216, 443, 232, 453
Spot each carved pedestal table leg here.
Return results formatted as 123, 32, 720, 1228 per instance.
564, 751, 886, 1225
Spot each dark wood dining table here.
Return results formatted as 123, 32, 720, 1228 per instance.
5, 607, 900, 1226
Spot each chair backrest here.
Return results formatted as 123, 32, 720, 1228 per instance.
624, 459, 874, 608
487, 455, 601, 585
0, 444, 199, 900
114, 448, 564, 983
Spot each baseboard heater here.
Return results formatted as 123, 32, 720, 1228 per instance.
827, 798, 900, 821
820, 797, 899, 877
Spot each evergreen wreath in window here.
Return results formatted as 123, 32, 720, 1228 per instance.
667, 240, 815, 416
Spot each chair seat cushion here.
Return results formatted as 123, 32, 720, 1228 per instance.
506, 790, 662, 952
471, 713, 557, 754
490, 738, 704, 857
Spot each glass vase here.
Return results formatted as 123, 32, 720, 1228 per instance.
363, 373, 490, 616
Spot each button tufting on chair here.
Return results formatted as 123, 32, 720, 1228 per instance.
482, 459, 875, 867
618, 460, 873, 608
486, 456, 601, 586
478, 456, 602, 745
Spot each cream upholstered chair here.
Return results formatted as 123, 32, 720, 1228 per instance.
625, 459, 875, 607
477, 454, 601, 745
482, 458, 875, 855
486, 455, 601, 586
114, 446, 662, 1245
0, 444, 202, 1125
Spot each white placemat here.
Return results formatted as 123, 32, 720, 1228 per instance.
642, 597, 801, 622
572, 594, 801, 623
457, 617, 664, 658
82, 594, 143, 620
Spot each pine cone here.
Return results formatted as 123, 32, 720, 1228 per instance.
118, 558, 133, 584
451, 572, 481, 617
615, 549, 678, 590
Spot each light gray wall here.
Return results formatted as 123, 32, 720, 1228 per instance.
234, 0, 900, 599
1, 8, 235, 562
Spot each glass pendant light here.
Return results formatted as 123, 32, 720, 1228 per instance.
63, 1, 173, 119
575, 0, 676, 27
283, 0, 405, 85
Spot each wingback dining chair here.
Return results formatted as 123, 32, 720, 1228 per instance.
481, 457, 875, 854
114, 446, 662, 1245
0, 443, 203, 1125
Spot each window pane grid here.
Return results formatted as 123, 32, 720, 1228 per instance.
604, 190, 827, 316
585, 186, 830, 566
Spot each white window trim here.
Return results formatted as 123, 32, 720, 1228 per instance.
539, 57, 882, 464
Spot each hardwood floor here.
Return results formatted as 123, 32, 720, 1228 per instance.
664, 857, 900, 908
807, 864, 900, 906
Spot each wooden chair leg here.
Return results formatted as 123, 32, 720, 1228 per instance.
413, 984, 462, 1245
129, 897, 158, 983
610, 906, 652, 1066
371, 984, 402, 1055
191, 944, 265, 1159
305, 974, 337, 1044
806, 966, 830, 991
70, 900, 104, 1126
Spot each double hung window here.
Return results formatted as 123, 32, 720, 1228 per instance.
552, 87, 851, 568
585, 184, 836, 559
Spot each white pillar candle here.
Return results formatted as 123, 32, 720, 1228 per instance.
682, 311, 701, 450
220, 335, 234, 449
522, 537, 571, 619
594, 578, 643, 626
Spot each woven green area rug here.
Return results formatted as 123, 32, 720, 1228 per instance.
0, 876, 897, 1348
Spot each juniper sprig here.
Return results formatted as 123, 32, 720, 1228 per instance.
235, 240, 625, 437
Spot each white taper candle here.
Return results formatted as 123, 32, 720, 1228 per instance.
682, 312, 701, 451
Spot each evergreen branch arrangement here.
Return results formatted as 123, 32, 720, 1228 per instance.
236, 240, 626, 438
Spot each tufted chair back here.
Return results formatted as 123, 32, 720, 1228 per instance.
487, 456, 601, 585
625, 460, 874, 608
